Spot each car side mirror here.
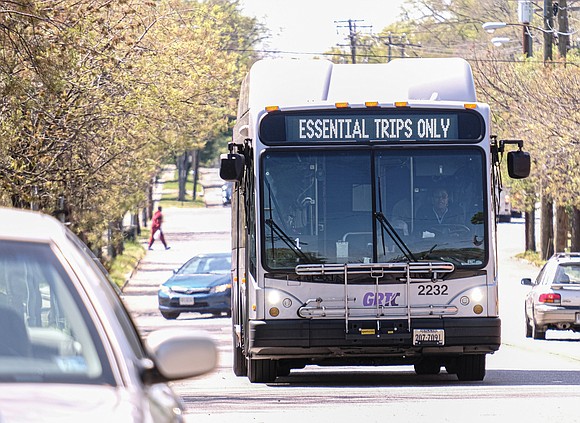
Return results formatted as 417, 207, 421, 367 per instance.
144, 329, 217, 383
521, 278, 533, 286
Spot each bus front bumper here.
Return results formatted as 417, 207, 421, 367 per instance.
248, 317, 500, 359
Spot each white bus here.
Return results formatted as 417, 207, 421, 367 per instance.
220, 58, 530, 383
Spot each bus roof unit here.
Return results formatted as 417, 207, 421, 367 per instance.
248, 58, 477, 111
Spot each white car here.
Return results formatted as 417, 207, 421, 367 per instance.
0, 207, 216, 422
522, 252, 580, 339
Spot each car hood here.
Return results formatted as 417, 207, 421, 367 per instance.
163, 273, 229, 289
0, 384, 148, 422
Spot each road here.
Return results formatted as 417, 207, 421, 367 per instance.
123, 170, 580, 423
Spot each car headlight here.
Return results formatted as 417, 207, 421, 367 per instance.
158, 284, 171, 294
210, 283, 231, 293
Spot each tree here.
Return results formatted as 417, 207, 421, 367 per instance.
0, 0, 263, 257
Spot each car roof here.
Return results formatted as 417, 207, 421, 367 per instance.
0, 207, 68, 244
549, 252, 580, 265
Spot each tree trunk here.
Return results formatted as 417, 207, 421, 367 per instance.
176, 152, 192, 202
147, 178, 154, 224
540, 197, 554, 260
571, 207, 580, 251
192, 149, 200, 201
555, 205, 569, 253
525, 209, 536, 251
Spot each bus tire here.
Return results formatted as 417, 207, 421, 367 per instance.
414, 358, 441, 375
248, 358, 277, 383
233, 344, 247, 377
455, 354, 486, 381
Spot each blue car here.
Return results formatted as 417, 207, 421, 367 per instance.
158, 252, 232, 319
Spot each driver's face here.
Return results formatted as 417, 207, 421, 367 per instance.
432, 190, 449, 210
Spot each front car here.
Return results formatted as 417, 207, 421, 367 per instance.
0, 208, 215, 422
225, 58, 526, 382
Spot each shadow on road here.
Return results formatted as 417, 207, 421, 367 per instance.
266, 368, 580, 387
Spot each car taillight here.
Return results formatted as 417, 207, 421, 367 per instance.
538, 293, 561, 304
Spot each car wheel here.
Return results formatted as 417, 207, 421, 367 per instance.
524, 312, 532, 338
160, 311, 180, 320
455, 354, 486, 381
531, 318, 546, 340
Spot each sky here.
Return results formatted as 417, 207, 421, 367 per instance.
238, 0, 407, 57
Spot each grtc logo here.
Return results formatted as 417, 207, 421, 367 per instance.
362, 292, 401, 307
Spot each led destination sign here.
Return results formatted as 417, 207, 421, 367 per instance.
288, 115, 457, 141
259, 110, 484, 144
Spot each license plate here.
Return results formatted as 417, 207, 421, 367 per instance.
413, 329, 445, 346
179, 296, 195, 306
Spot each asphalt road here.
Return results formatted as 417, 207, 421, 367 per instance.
122, 170, 580, 423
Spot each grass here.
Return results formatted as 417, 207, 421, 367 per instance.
515, 250, 545, 268
108, 233, 149, 288
158, 173, 205, 208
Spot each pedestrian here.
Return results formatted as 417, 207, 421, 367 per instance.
148, 206, 170, 250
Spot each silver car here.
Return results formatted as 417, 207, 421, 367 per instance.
0, 207, 216, 422
522, 252, 580, 339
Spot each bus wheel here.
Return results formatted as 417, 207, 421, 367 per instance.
233, 344, 247, 377
414, 358, 441, 375
455, 354, 486, 381
248, 358, 278, 383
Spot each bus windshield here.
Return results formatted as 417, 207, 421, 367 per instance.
261, 148, 486, 270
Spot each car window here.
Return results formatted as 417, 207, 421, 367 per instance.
534, 265, 548, 285
66, 231, 147, 361
180, 256, 231, 275
0, 240, 115, 385
554, 264, 580, 284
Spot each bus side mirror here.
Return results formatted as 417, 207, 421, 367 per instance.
507, 150, 530, 179
220, 153, 245, 182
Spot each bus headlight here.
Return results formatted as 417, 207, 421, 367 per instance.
471, 288, 484, 302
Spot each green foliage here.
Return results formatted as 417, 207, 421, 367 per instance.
0, 0, 262, 251
107, 239, 147, 288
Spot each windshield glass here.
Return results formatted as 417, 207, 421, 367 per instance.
261, 148, 486, 270
179, 254, 231, 275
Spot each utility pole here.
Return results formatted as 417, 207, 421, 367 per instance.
335, 19, 372, 64
544, 0, 553, 61
348, 20, 357, 64
556, 0, 569, 58
380, 33, 420, 62
518, 0, 533, 57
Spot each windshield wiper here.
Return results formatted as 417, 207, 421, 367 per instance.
374, 211, 417, 262
264, 218, 311, 263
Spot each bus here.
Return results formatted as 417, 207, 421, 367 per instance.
220, 58, 530, 383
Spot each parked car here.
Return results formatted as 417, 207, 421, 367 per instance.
158, 252, 232, 319
0, 207, 217, 422
522, 252, 580, 339
222, 182, 232, 206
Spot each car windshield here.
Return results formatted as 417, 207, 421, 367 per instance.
261, 148, 486, 270
0, 240, 115, 384
554, 264, 580, 284
179, 255, 231, 275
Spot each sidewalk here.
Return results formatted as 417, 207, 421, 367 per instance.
121, 167, 231, 323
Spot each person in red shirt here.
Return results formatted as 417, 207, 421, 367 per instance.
148, 206, 170, 250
